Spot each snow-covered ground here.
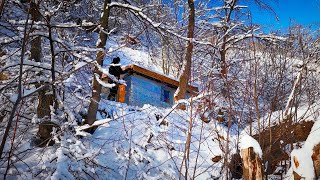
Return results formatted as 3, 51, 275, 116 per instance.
3, 99, 228, 179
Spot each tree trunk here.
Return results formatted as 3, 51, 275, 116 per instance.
85, 0, 111, 125
174, 0, 195, 102
241, 147, 263, 180
30, 1, 41, 63
220, 49, 227, 78
36, 90, 54, 118
0, 0, 5, 17
29, 1, 54, 118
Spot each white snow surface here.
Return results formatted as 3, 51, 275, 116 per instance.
288, 118, 320, 179
290, 148, 315, 179
9, 100, 224, 179
239, 133, 263, 158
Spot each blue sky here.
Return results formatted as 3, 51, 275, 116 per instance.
249, 0, 320, 31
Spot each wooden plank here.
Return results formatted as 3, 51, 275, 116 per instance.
118, 84, 126, 103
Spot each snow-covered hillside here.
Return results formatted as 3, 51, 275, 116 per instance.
5, 98, 228, 179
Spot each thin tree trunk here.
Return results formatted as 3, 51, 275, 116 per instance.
219, 0, 237, 79
179, 98, 194, 180
174, 0, 195, 102
85, 0, 111, 125
220, 50, 227, 78
252, 38, 261, 143
284, 70, 303, 116
46, 14, 57, 109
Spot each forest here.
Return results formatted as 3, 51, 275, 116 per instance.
0, 0, 320, 179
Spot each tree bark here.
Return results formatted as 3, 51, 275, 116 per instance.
241, 147, 263, 180
85, 0, 111, 125
30, 1, 41, 63
219, 0, 237, 78
29, 1, 54, 118
174, 0, 195, 102
0, 0, 5, 17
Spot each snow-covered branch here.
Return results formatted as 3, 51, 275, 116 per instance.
1, 59, 57, 73
94, 73, 116, 89
6, 20, 96, 28
108, 2, 218, 48
256, 34, 288, 42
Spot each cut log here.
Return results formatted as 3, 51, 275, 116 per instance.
291, 149, 315, 179
293, 171, 301, 180
241, 147, 263, 180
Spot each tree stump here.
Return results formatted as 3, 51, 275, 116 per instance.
241, 147, 263, 180
312, 144, 320, 177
